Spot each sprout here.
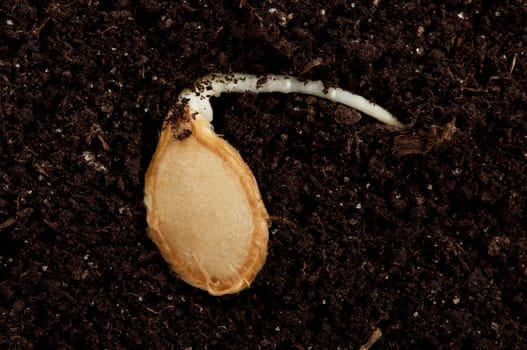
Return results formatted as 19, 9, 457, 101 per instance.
144, 73, 403, 296
180, 73, 403, 127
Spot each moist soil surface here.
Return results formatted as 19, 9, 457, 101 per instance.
1, 1, 526, 349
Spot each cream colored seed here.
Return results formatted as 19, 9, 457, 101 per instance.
144, 73, 403, 296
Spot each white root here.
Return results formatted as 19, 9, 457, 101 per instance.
178, 73, 403, 127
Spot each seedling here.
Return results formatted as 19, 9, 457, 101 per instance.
144, 73, 403, 296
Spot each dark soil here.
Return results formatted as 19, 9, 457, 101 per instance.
1, 1, 526, 349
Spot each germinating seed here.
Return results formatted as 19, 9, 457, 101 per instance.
144, 73, 403, 296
